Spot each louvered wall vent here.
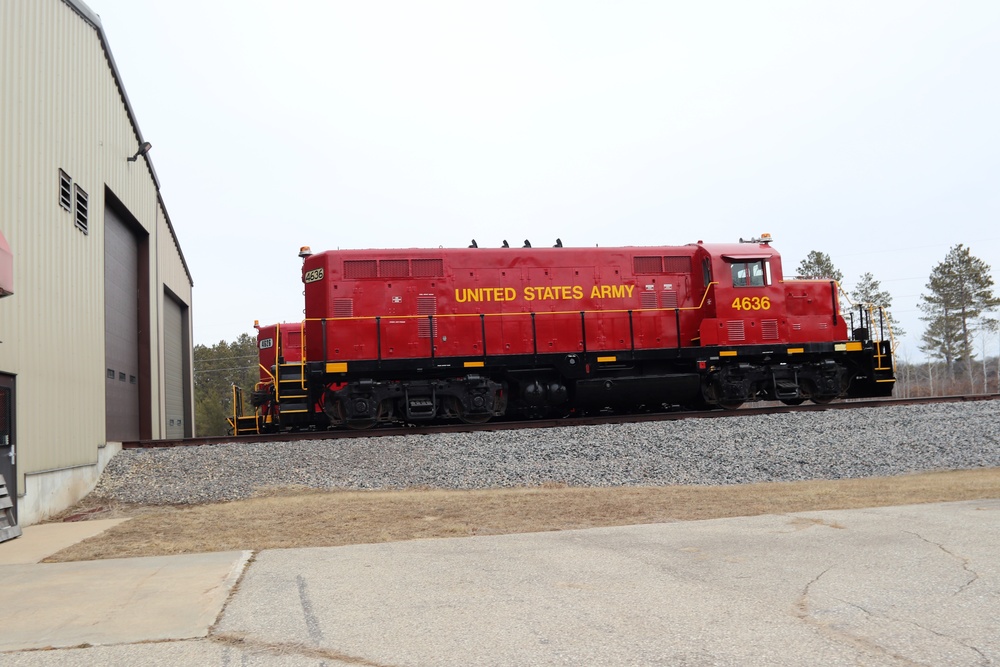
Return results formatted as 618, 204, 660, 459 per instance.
727, 320, 746, 342
417, 294, 437, 338
333, 299, 353, 318
762, 319, 779, 340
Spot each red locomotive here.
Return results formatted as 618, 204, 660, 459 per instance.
231, 235, 895, 432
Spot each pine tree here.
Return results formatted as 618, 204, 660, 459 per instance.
796, 250, 847, 312
919, 244, 1000, 379
795, 251, 844, 282
849, 272, 904, 338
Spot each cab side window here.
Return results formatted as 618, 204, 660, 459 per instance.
731, 260, 768, 287
731, 263, 746, 287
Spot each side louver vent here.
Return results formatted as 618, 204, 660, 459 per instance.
417, 294, 437, 338
727, 320, 746, 342
333, 299, 353, 318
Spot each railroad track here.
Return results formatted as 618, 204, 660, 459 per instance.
123, 393, 1000, 450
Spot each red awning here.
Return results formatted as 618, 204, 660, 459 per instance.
0, 230, 12, 297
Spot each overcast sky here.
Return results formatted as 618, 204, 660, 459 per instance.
87, 0, 1000, 360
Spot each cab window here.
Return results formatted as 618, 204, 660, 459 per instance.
730, 260, 768, 287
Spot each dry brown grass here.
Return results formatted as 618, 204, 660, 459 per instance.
44, 468, 1000, 563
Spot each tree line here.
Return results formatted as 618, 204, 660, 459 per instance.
797, 243, 999, 389
193, 333, 260, 436
192, 244, 999, 435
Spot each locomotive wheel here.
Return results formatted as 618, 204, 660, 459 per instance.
717, 400, 744, 410
345, 418, 377, 430
809, 395, 836, 405
458, 412, 492, 425
780, 398, 805, 406
449, 397, 492, 425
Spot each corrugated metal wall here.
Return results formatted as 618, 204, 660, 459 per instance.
0, 0, 193, 493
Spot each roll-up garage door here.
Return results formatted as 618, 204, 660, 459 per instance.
105, 205, 140, 441
163, 294, 187, 438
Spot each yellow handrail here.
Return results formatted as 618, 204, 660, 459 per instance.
836, 282, 898, 352
228, 383, 261, 436
297, 320, 307, 391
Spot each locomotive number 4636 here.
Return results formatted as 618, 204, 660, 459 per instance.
731, 296, 771, 311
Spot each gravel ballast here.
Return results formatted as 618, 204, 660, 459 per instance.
93, 402, 1000, 505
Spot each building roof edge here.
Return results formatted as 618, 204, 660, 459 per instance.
59, 0, 194, 286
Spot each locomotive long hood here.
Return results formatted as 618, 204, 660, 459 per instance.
0, 230, 12, 297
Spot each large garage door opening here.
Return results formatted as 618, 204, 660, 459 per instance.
104, 200, 149, 441
163, 289, 192, 438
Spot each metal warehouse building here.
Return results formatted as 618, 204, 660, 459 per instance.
0, 0, 194, 527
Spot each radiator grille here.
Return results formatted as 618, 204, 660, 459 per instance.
663, 256, 692, 273
412, 258, 444, 277
379, 259, 410, 278
634, 256, 662, 274
344, 260, 377, 278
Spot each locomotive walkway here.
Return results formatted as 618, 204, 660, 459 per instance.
2, 499, 998, 666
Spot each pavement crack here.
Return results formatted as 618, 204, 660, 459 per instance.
211, 632, 399, 666
904, 620, 991, 666
795, 567, 924, 666
297, 573, 324, 645
794, 565, 832, 618
210, 550, 257, 632
832, 596, 875, 618
903, 531, 979, 595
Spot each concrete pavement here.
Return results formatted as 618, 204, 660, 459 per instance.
2, 499, 998, 666
0, 519, 130, 566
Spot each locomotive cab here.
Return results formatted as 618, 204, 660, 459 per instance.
696, 241, 789, 347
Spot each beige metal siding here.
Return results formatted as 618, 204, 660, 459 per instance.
0, 0, 194, 494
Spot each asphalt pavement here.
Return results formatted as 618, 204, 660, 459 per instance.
1, 499, 998, 666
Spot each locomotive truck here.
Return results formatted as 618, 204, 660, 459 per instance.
230, 235, 895, 433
